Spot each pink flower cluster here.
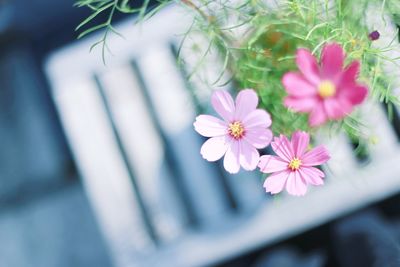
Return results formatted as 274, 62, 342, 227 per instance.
283, 43, 367, 126
193, 43, 367, 196
194, 89, 330, 196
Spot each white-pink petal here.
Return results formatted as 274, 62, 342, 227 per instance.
299, 167, 324, 186
271, 135, 294, 162
211, 90, 235, 122
244, 127, 272, 149
223, 140, 240, 174
200, 136, 228, 162
239, 141, 260, 171
234, 89, 259, 120
194, 115, 227, 137
291, 131, 310, 158
263, 170, 289, 194
258, 155, 289, 173
242, 109, 272, 128
302, 145, 330, 166
286, 171, 307, 196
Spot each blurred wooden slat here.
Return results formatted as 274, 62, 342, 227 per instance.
98, 65, 187, 242
317, 133, 357, 178
51, 78, 154, 267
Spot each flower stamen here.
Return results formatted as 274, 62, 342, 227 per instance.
288, 157, 302, 171
318, 80, 336, 98
228, 121, 245, 139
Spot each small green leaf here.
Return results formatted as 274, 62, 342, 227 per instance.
75, 2, 114, 31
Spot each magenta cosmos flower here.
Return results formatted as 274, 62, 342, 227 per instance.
283, 43, 368, 126
194, 89, 273, 174
258, 131, 330, 196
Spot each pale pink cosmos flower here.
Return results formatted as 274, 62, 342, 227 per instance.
258, 131, 330, 196
194, 89, 273, 174
283, 43, 368, 126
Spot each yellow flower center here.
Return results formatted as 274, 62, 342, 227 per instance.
288, 158, 302, 171
228, 121, 245, 139
318, 80, 336, 98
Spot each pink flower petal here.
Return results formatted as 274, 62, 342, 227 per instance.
211, 90, 235, 122
299, 167, 325, 186
282, 72, 317, 97
234, 89, 258, 120
244, 127, 272, 149
284, 96, 318, 113
193, 115, 227, 137
286, 170, 307, 196
339, 61, 360, 87
263, 170, 289, 194
271, 135, 294, 162
239, 141, 260, 171
291, 131, 310, 158
258, 155, 289, 173
323, 98, 351, 120
223, 140, 240, 173
338, 61, 367, 105
321, 43, 345, 79
351, 85, 368, 105
309, 103, 328, 126
200, 136, 228, 162
296, 48, 320, 85
302, 145, 330, 166
339, 85, 368, 105
242, 109, 272, 128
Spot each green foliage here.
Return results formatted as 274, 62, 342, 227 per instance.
76, 0, 400, 143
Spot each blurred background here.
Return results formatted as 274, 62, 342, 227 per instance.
1, 1, 400, 267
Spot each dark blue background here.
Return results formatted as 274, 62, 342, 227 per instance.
0, 1, 127, 266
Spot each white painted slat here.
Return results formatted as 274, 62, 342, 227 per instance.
98, 65, 187, 242
50, 78, 154, 267
359, 101, 398, 159
317, 133, 357, 181
45, 6, 191, 78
